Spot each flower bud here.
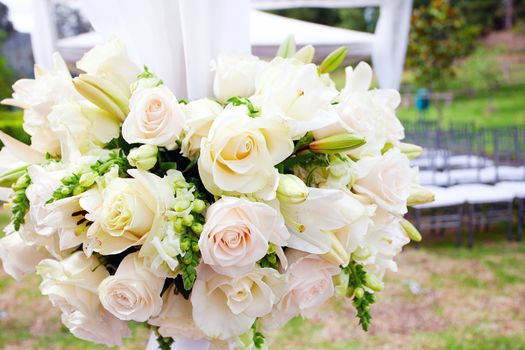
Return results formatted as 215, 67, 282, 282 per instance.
191, 199, 206, 214
401, 218, 422, 242
127, 145, 158, 171
73, 75, 127, 120
294, 45, 315, 64
310, 133, 366, 154
352, 246, 371, 261
276, 174, 308, 204
182, 214, 194, 227
398, 142, 423, 159
408, 184, 435, 206
365, 273, 384, 292
354, 287, 365, 299
79, 171, 97, 188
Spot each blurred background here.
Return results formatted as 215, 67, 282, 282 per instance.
0, 0, 524, 349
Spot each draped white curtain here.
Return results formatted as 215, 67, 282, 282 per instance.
79, 0, 251, 100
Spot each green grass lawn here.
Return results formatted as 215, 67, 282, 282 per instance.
397, 84, 525, 128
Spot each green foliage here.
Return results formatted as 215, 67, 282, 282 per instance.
341, 261, 376, 331
9, 172, 30, 231
407, 0, 479, 90
258, 249, 279, 269
154, 328, 174, 350
0, 110, 29, 145
0, 30, 14, 101
252, 323, 266, 349
444, 46, 503, 93
47, 151, 130, 203
176, 203, 207, 291
227, 97, 259, 117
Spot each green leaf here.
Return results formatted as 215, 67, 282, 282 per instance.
227, 97, 259, 117
319, 47, 349, 74
276, 35, 296, 58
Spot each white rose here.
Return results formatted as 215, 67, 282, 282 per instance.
198, 106, 293, 200
181, 99, 223, 159
263, 250, 339, 329
148, 285, 206, 340
199, 197, 290, 276
314, 62, 404, 157
98, 252, 164, 322
213, 53, 265, 103
122, 86, 186, 147
80, 169, 175, 255
0, 230, 51, 280
191, 265, 286, 340
37, 252, 130, 347
252, 57, 338, 138
353, 149, 413, 215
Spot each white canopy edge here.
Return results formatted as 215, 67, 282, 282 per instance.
252, 0, 384, 9
56, 10, 374, 63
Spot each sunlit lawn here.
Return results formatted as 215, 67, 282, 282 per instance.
397, 84, 525, 128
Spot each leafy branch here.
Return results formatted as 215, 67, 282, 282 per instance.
341, 261, 376, 331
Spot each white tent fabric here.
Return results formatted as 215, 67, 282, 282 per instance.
29, 0, 412, 96
79, 0, 250, 100
55, 10, 375, 63
252, 0, 413, 90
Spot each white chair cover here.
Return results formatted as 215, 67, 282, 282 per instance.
79, 0, 251, 100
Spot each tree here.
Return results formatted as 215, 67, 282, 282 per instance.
406, 0, 479, 90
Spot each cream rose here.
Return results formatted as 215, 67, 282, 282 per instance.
181, 99, 223, 159
199, 197, 290, 276
191, 265, 286, 340
263, 250, 339, 329
37, 252, 130, 347
148, 285, 206, 340
252, 57, 338, 138
80, 169, 175, 255
122, 85, 185, 147
198, 106, 293, 200
213, 53, 264, 103
0, 230, 51, 280
98, 252, 164, 322
353, 149, 413, 215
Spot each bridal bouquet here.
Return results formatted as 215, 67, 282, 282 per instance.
0, 37, 433, 349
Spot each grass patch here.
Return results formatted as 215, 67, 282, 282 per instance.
397, 84, 525, 128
